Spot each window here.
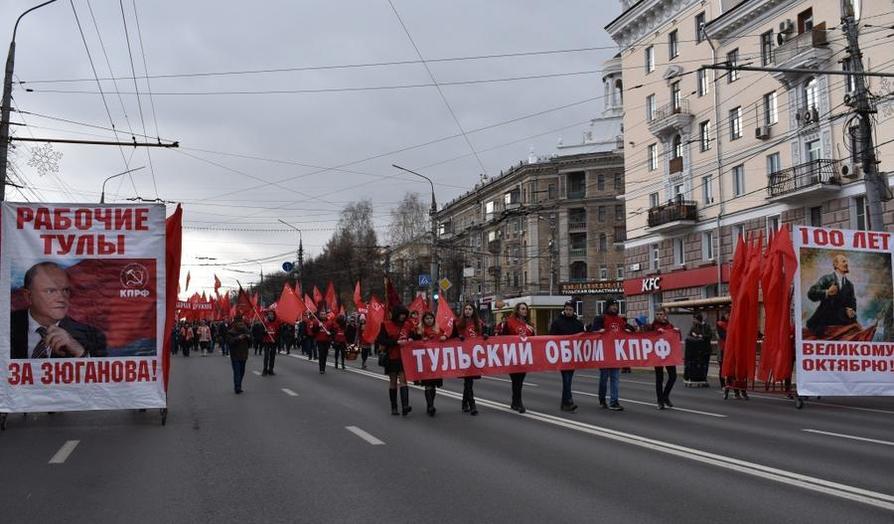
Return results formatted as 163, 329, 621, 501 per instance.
648, 143, 658, 171
599, 233, 608, 252
487, 230, 497, 242
729, 106, 742, 140
702, 175, 713, 204
570, 261, 588, 282
767, 152, 781, 175
649, 192, 660, 208
547, 183, 557, 200
485, 200, 495, 219
597, 174, 605, 191
650, 242, 660, 270
810, 206, 823, 227
806, 139, 821, 162
673, 134, 684, 158
599, 265, 608, 281
764, 91, 778, 125
504, 189, 519, 205
766, 215, 780, 237
616, 264, 625, 280
760, 31, 774, 66
671, 81, 682, 112
613, 174, 622, 189
673, 237, 685, 266
569, 232, 587, 255
732, 164, 745, 197
700, 120, 712, 152
615, 205, 624, 221
668, 30, 679, 60
703, 231, 715, 260
645, 45, 655, 73
798, 8, 814, 34
697, 69, 709, 97
646, 94, 656, 121
853, 196, 870, 230
598, 206, 606, 222
568, 171, 586, 198
727, 49, 739, 82
804, 77, 819, 111
674, 184, 685, 198
695, 12, 706, 43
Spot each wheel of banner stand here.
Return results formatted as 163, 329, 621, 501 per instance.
794, 397, 805, 409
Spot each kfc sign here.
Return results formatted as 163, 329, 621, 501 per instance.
641, 276, 661, 292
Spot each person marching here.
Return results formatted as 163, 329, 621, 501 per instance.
454, 303, 486, 416
197, 321, 212, 356
181, 322, 194, 357
300, 311, 317, 361
262, 311, 280, 376
550, 301, 584, 412
377, 305, 412, 416
332, 315, 348, 370
645, 308, 679, 409
312, 308, 333, 374
227, 314, 251, 394
590, 298, 635, 411
357, 315, 372, 369
496, 302, 534, 414
415, 311, 447, 416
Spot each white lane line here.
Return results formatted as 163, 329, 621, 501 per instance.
803, 429, 894, 447
48, 440, 80, 464
345, 426, 385, 446
335, 364, 894, 511
572, 390, 727, 418
482, 376, 539, 387
289, 354, 302, 359
281, 388, 299, 397
748, 393, 894, 415
252, 371, 262, 376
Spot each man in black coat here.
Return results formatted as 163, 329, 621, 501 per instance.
806, 253, 857, 337
10, 262, 107, 359
549, 300, 584, 412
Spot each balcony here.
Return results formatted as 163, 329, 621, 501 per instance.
487, 238, 501, 253
767, 159, 841, 202
568, 220, 587, 232
648, 99, 693, 138
569, 247, 588, 258
567, 187, 586, 199
772, 24, 832, 85
647, 198, 698, 233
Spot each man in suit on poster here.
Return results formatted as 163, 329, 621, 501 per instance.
806, 253, 858, 337
10, 261, 107, 359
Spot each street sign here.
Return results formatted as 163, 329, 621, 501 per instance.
439, 277, 452, 291
418, 274, 432, 287
282, 261, 294, 272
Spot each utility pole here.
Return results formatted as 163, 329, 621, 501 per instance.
548, 213, 557, 296
841, 0, 892, 230
392, 164, 438, 308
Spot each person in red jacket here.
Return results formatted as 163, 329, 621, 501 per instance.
645, 308, 679, 409
377, 305, 412, 416
454, 303, 486, 416
332, 315, 348, 370
312, 308, 333, 375
590, 298, 635, 411
262, 311, 281, 376
415, 311, 447, 416
496, 302, 534, 414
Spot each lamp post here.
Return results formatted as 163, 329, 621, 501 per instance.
100, 166, 145, 203
1, 0, 60, 202
392, 163, 438, 308
277, 219, 304, 290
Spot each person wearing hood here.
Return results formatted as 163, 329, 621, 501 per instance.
549, 300, 584, 412
377, 305, 413, 416
590, 298, 635, 411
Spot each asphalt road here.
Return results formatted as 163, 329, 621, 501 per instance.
2, 349, 893, 523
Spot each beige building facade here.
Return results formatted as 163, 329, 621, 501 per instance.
607, 0, 894, 321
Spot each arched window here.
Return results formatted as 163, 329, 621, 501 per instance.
804, 77, 819, 111
614, 79, 624, 104
672, 134, 683, 158
570, 261, 588, 282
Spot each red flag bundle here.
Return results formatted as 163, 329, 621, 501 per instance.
325, 281, 338, 311
765, 227, 798, 382
723, 233, 763, 387
362, 295, 386, 345
435, 297, 456, 336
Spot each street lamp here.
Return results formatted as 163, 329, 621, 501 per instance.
100, 166, 145, 203
1, 0, 60, 202
277, 219, 304, 289
392, 163, 438, 308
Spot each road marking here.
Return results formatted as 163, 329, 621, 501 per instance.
483, 376, 539, 387
572, 390, 727, 418
332, 363, 893, 511
803, 429, 894, 447
346, 426, 385, 446
48, 440, 79, 464
252, 371, 262, 376
281, 388, 299, 397
747, 393, 894, 415
289, 354, 302, 359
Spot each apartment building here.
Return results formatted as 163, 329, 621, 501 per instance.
385, 233, 433, 305
606, 0, 894, 320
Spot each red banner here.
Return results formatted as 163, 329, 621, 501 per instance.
401, 331, 682, 381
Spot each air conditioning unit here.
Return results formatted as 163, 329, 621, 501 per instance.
779, 19, 795, 34
840, 162, 860, 179
755, 125, 771, 140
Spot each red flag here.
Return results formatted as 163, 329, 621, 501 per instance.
294, 281, 302, 298
275, 282, 303, 324
162, 205, 183, 391
325, 281, 337, 311
408, 295, 427, 316
304, 294, 318, 314
435, 297, 456, 336
353, 281, 365, 311
236, 286, 254, 318
758, 231, 783, 382
184, 270, 191, 293
772, 227, 798, 381
723, 233, 762, 386
362, 295, 386, 344
312, 285, 323, 306
220, 293, 232, 321
385, 276, 401, 309
338, 304, 346, 318
214, 274, 221, 295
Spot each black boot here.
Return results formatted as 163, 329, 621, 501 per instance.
400, 386, 412, 416
389, 388, 399, 415
468, 396, 478, 416
425, 388, 436, 416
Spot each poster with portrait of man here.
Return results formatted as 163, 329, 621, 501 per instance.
1, 203, 171, 413
793, 226, 894, 396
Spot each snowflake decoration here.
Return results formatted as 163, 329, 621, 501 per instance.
27, 143, 63, 177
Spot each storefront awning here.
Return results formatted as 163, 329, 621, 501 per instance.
661, 296, 731, 311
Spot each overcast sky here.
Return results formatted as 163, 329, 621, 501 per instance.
1, 0, 622, 296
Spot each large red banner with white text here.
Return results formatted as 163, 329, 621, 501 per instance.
400, 331, 682, 381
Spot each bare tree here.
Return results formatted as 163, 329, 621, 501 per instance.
388, 192, 429, 246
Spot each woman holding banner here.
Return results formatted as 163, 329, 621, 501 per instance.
377, 305, 412, 416
454, 304, 486, 416
496, 302, 534, 414
415, 311, 447, 416
645, 308, 678, 409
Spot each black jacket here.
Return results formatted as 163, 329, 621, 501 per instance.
549, 313, 584, 336
11, 309, 108, 359
806, 273, 857, 335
